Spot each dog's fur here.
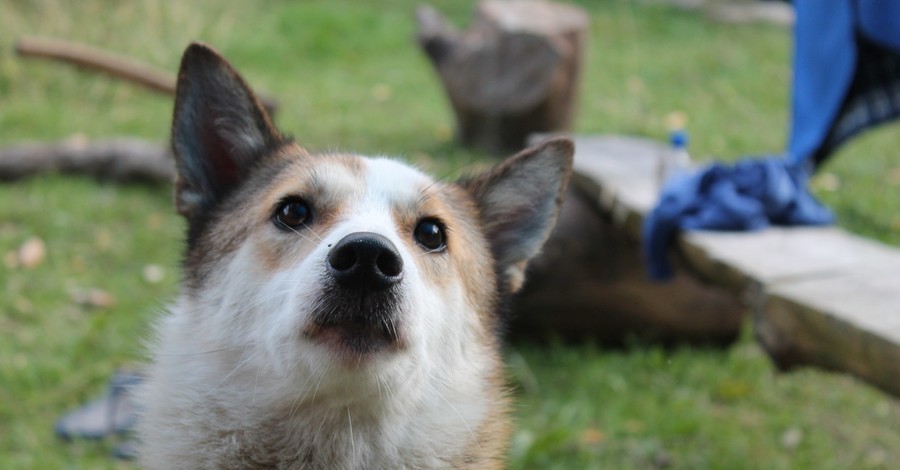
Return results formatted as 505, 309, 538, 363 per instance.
137, 43, 573, 469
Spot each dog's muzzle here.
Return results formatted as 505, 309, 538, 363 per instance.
327, 232, 403, 291
308, 232, 405, 357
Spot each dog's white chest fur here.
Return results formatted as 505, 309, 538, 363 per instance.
137, 43, 571, 469
141, 297, 496, 469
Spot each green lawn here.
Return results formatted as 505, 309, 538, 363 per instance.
2, 1, 899, 468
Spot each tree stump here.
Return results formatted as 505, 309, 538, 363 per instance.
416, 1, 588, 154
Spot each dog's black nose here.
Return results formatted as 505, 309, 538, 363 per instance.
327, 232, 403, 290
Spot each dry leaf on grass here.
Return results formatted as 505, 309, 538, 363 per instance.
780, 426, 803, 450
70, 288, 117, 309
579, 427, 606, 445
17, 236, 46, 269
142, 264, 165, 284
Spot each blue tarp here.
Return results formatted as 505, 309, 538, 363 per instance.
643, 0, 900, 280
789, 0, 900, 165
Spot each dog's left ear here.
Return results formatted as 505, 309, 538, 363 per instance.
459, 138, 574, 293
171, 42, 285, 219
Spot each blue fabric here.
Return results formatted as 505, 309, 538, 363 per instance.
788, 0, 900, 163
786, 0, 856, 164
643, 0, 900, 280
643, 158, 834, 280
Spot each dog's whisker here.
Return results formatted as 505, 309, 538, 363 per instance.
157, 336, 296, 360
300, 223, 325, 242
239, 287, 297, 312
230, 277, 321, 313
374, 373, 384, 402
288, 371, 320, 419
346, 406, 355, 458
284, 224, 321, 245
155, 345, 248, 357
428, 383, 480, 449
427, 154, 486, 185
287, 383, 306, 418
389, 319, 400, 343
208, 338, 298, 390
416, 179, 446, 206
310, 372, 325, 403
252, 363, 261, 406
313, 406, 332, 445
376, 374, 396, 403
213, 346, 260, 390
415, 247, 446, 257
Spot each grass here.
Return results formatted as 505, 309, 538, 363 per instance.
2, 0, 899, 468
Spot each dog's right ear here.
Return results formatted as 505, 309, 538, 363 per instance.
171, 42, 284, 219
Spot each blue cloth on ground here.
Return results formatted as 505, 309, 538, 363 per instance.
643, 0, 900, 280
643, 158, 834, 280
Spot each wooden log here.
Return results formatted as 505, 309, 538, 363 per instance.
511, 185, 745, 345
15, 36, 279, 116
508, 135, 744, 344
682, 226, 900, 398
416, 1, 588, 154
0, 137, 174, 183
761, 271, 900, 397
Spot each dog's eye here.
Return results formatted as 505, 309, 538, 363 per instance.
414, 219, 446, 251
274, 198, 311, 229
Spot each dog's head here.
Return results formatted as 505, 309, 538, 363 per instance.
169, 43, 572, 403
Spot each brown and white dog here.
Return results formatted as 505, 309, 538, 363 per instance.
137, 43, 573, 469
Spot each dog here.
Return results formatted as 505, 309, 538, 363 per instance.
137, 42, 573, 469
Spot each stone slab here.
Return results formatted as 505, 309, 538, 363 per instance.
565, 134, 900, 396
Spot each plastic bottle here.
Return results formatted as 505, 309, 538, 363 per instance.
658, 129, 692, 190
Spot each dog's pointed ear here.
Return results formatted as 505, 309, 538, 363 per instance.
171, 42, 284, 218
458, 138, 574, 293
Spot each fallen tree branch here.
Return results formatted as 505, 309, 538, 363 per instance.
0, 137, 174, 184
15, 36, 279, 115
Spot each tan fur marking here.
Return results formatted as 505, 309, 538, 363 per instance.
219, 151, 365, 275
394, 182, 499, 330
459, 370, 511, 469
184, 147, 372, 280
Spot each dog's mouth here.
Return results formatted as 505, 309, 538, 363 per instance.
304, 287, 405, 360
305, 314, 400, 357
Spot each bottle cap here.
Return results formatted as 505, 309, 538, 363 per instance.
670, 129, 689, 148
